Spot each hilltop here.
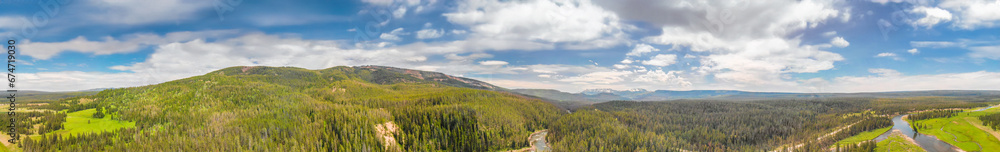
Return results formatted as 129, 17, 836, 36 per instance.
17, 66, 564, 151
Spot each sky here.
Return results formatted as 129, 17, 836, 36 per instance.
1, 0, 1000, 93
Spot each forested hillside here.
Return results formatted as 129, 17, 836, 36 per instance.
6, 66, 564, 151
3, 65, 998, 152
548, 97, 996, 152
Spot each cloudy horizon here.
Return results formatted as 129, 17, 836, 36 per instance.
3, 0, 1000, 93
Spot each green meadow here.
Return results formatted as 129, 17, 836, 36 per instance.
45, 108, 135, 137
874, 132, 925, 152
834, 127, 891, 146
913, 107, 1000, 151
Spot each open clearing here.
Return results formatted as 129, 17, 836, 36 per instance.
44, 108, 136, 137
914, 107, 1000, 151
875, 130, 925, 152
835, 126, 891, 147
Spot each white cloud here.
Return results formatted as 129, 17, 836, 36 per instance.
822, 31, 838, 37
380, 28, 407, 41
415, 29, 444, 39
641, 54, 677, 67
625, 43, 660, 56
527, 64, 609, 75
22, 30, 241, 60
969, 45, 1000, 60
633, 70, 691, 87
876, 52, 897, 57
559, 70, 632, 84
939, 0, 1000, 29
393, 6, 408, 18
482, 78, 564, 90
828, 70, 1000, 92
612, 64, 629, 69
911, 41, 963, 48
875, 52, 903, 61
869, 68, 902, 77
362, 0, 425, 6
443, 0, 630, 50
537, 74, 551, 78
841, 8, 852, 23
0, 16, 27, 30
908, 48, 919, 54
831, 37, 850, 48
81, 0, 213, 25
444, 53, 493, 62
244, 14, 349, 26
631, 0, 846, 87
620, 59, 633, 64
909, 6, 953, 29
478, 60, 509, 66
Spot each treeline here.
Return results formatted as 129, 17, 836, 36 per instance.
549, 97, 993, 152
550, 99, 867, 151
909, 110, 960, 121
800, 116, 891, 151
12, 66, 564, 151
980, 113, 1000, 131
834, 140, 877, 152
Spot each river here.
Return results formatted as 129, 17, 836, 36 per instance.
874, 114, 959, 152
873, 105, 999, 152
530, 130, 549, 152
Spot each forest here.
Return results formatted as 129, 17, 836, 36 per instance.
3, 66, 563, 151
547, 97, 994, 152
0, 65, 998, 152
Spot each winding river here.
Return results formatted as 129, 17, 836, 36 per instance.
874, 114, 958, 152
873, 105, 998, 152
530, 130, 550, 152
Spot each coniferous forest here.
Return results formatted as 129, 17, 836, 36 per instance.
1, 66, 998, 152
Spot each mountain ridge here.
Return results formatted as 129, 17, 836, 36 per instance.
516, 88, 1000, 103
19, 65, 564, 151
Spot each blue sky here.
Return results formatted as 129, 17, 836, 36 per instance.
3, 0, 1000, 93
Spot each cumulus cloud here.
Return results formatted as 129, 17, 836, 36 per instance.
633, 70, 691, 87
626, 44, 660, 56
969, 45, 1000, 60
822, 31, 838, 37
22, 30, 241, 60
908, 48, 919, 54
909, 6, 953, 29
415, 29, 444, 39
641, 54, 677, 67
911, 41, 963, 48
443, 0, 630, 50
79, 0, 214, 25
393, 6, 408, 18
876, 52, 897, 57
938, 0, 1000, 29
631, 0, 846, 86
478, 60, 509, 66
620, 59, 633, 64
875, 52, 903, 61
559, 70, 632, 84
380, 28, 407, 41
828, 69, 1000, 92
831, 37, 850, 48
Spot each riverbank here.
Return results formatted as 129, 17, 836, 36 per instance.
911, 105, 1000, 151
875, 130, 926, 152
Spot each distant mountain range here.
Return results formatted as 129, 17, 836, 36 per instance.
513, 88, 1000, 103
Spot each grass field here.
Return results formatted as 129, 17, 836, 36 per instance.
44, 108, 136, 137
913, 106, 1000, 151
875, 132, 926, 152
834, 126, 891, 146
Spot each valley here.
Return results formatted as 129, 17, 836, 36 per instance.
2, 66, 1000, 151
